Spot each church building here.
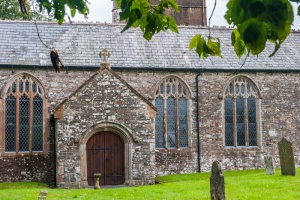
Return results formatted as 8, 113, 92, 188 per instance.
0, 1, 299, 188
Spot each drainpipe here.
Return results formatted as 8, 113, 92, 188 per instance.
196, 71, 202, 172
51, 114, 57, 187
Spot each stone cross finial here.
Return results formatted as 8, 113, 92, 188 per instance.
99, 49, 111, 63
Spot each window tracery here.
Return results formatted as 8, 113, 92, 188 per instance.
4, 74, 45, 153
224, 76, 261, 147
154, 77, 189, 148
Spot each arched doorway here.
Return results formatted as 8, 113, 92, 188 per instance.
86, 131, 124, 185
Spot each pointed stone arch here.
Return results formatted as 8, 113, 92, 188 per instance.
0, 72, 49, 155
221, 75, 262, 147
153, 74, 192, 148
79, 121, 135, 187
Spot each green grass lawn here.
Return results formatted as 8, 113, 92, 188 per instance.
0, 168, 300, 200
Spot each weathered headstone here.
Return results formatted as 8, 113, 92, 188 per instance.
264, 156, 275, 175
210, 161, 225, 200
278, 138, 296, 176
38, 190, 48, 200
94, 173, 101, 189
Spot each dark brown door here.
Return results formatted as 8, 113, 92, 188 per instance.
87, 131, 124, 185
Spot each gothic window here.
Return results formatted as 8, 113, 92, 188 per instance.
224, 76, 261, 147
4, 75, 45, 153
154, 77, 190, 148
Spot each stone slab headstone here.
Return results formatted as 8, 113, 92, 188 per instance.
278, 137, 296, 176
210, 161, 225, 200
264, 156, 275, 175
38, 190, 48, 200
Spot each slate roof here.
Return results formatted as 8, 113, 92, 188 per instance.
1, 20, 300, 70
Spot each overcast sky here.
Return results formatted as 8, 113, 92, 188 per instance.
68, 0, 300, 29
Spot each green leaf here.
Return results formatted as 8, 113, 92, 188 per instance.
207, 38, 222, 58
71, 9, 76, 17
189, 34, 202, 50
167, 16, 178, 33
238, 19, 268, 55
234, 38, 246, 58
189, 35, 210, 59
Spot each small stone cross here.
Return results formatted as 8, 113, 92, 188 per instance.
99, 49, 111, 63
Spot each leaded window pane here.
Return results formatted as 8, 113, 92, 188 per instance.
19, 81, 23, 93
167, 97, 176, 148
179, 98, 188, 147
32, 82, 37, 93
12, 82, 16, 93
32, 95, 43, 151
25, 80, 29, 93
5, 95, 16, 152
155, 97, 164, 148
248, 98, 257, 146
225, 98, 234, 146
19, 95, 30, 151
224, 77, 259, 147
155, 78, 190, 149
236, 97, 245, 146
5, 75, 45, 153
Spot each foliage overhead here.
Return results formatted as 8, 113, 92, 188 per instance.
117, 0, 179, 40
26, 0, 299, 59
36, 0, 89, 24
225, 0, 294, 57
0, 0, 32, 20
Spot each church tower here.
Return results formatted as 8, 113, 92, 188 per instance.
112, 0, 207, 26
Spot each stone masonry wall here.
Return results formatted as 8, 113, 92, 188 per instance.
55, 69, 156, 188
198, 72, 300, 171
120, 71, 300, 173
118, 70, 199, 175
0, 69, 94, 185
0, 68, 299, 186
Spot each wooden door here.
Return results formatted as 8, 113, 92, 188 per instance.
87, 131, 124, 185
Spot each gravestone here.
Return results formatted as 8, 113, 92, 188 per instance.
210, 161, 225, 200
38, 190, 48, 200
278, 138, 296, 176
264, 156, 275, 175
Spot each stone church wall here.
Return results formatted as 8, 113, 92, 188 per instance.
0, 68, 299, 186
0, 69, 94, 186
197, 72, 300, 171
120, 71, 300, 173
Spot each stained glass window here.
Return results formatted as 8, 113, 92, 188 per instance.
5, 74, 44, 153
224, 76, 260, 147
154, 77, 190, 148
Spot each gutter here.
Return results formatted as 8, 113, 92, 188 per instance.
195, 71, 202, 173
1, 64, 300, 73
